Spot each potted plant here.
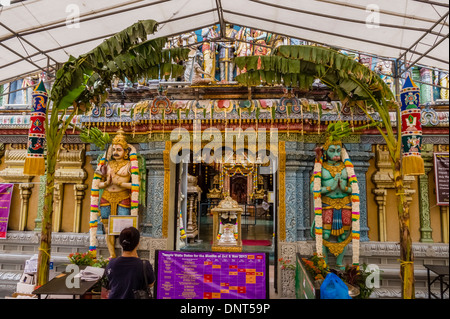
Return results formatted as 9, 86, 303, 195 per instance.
301, 253, 329, 288
68, 252, 95, 266
93, 256, 110, 299
332, 263, 379, 299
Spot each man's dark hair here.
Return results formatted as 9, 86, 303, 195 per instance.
119, 227, 140, 251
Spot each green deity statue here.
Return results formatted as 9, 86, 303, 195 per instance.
311, 139, 353, 269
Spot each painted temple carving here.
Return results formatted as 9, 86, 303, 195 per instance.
89, 128, 141, 259
311, 137, 361, 269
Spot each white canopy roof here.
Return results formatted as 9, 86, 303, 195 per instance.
0, 0, 448, 85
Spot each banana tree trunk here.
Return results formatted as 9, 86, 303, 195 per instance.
393, 157, 415, 299
36, 146, 57, 286
37, 108, 75, 286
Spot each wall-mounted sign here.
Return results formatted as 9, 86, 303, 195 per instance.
108, 215, 138, 235
434, 153, 449, 206
0, 183, 14, 239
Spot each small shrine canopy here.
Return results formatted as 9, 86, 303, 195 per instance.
0, 0, 448, 85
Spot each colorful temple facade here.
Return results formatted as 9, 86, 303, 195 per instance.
0, 28, 449, 298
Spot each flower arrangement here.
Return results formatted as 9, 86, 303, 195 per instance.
332, 263, 379, 299
68, 252, 110, 268
302, 253, 329, 281
68, 252, 96, 266
278, 258, 296, 271
92, 256, 110, 268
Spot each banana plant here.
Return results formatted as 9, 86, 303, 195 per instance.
37, 19, 189, 286
79, 127, 111, 150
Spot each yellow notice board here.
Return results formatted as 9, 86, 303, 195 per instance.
108, 215, 138, 235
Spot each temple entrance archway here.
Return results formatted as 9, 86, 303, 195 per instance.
172, 145, 279, 257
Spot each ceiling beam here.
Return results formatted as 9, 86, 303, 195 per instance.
0, 22, 59, 66
215, 0, 226, 39
412, 0, 449, 8
228, 18, 448, 70
0, 9, 218, 72
315, 0, 449, 26
0, 0, 172, 42
401, 32, 449, 75
223, 9, 448, 64
397, 11, 449, 62
0, 42, 47, 74
249, 0, 447, 36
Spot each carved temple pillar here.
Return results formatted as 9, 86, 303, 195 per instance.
18, 183, 33, 231
441, 206, 449, 244
297, 164, 314, 240
284, 142, 315, 242
373, 188, 388, 242
52, 183, 64, 232
372, 145, 416, 241
0, 144, 33, 230
54, 144, 87, 233
345, 143, 373, 241
284, 159, 299, 243
418, 144, 434, 243
73, 184, 88, 233
140, 141, 166, 237
186, 174, 201, 242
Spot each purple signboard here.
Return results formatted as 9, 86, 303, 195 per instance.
156, 251, 268, 299
0, 184, 14, 239
434, 153, 449, 206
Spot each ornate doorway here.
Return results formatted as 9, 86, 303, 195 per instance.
230, 175, 247, 204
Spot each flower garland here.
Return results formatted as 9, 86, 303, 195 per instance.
179, 211, 186, 240
341, 148, 360, 267
312, 157, 324, 257
89, 155, 106, 258
217, 220, 223, 240
312, 148, 360, 267
129, 151, 140, 216
234, 221, 239, 240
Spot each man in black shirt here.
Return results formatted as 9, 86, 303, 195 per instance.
105, 227, 155, 299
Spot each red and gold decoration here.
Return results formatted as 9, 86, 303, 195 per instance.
23, 80, 47, 176
400, 75, 425, 176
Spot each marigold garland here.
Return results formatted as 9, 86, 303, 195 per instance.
312, 148, 360, 267
342, 148, 360, 267
313, 157, 324, 257
179, 211, 186, 240
129, 152, 140, 216
89, 156, 106, 258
